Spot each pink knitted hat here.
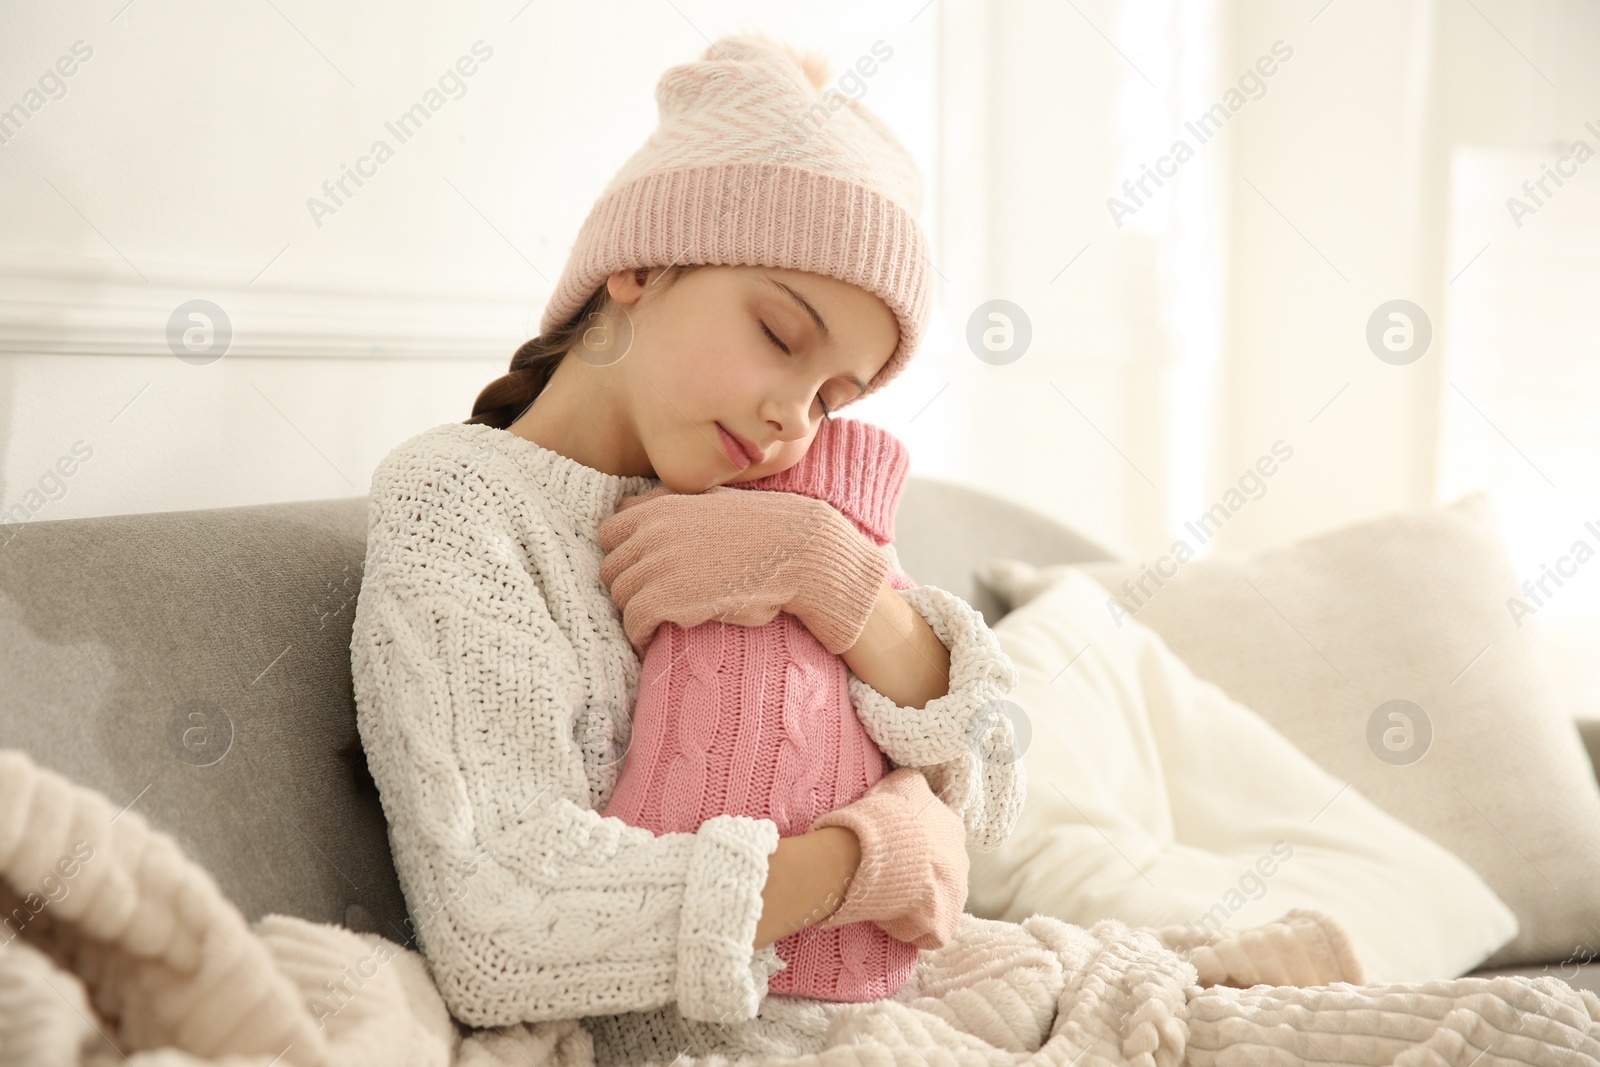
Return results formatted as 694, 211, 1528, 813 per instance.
540, 33, 932, 406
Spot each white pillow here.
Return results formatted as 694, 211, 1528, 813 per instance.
992, 494, 1600, 971
968, 567, 1517, 982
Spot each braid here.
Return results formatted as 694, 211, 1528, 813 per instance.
466, 265, 701, 430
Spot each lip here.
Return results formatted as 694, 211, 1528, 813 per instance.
715, 423, 762, 470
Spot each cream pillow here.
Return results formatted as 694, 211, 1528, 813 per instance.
969, 566, 1518, 983
981, 492, 1599, 970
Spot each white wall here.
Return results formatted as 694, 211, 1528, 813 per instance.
0, 1, 938, 519
1213, 0, 1595, 552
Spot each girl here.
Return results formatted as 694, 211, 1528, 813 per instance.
352, 32, 1019, 1062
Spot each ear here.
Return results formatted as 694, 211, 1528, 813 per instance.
605, 268, 641, 305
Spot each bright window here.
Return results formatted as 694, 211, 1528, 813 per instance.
1439, 143, 1600, 718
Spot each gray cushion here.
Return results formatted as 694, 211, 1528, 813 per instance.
893, 476, 1116, 624
0, 495, 408, 944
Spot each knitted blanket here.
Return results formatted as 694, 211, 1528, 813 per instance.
4, 747, 1599, 1067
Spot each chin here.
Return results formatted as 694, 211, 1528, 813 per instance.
652, 436, 764, 491
655, 473, 706, 494
651, 459, 725, 494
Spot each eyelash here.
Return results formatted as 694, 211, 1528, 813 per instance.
759, 320, 832, 419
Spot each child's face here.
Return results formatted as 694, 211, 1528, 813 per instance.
612, 264, 897, 492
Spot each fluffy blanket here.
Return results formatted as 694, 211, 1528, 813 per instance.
3, 748, 1599, 1066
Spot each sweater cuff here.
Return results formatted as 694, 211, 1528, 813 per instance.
847, 584, 1026, 852
847, 584, 1019, 766
674, 813, 782, 1025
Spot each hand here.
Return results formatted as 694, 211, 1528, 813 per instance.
597, 485, 890, 655
807, 767, 970, 951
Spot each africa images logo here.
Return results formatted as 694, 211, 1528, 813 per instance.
306, 41, 494, 229
1107, 40, 1294, 228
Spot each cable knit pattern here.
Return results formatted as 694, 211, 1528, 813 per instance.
0, 750, 330, 1065
600, 417, 1021, 1001
348, 420, 1024, 1044
603, 607, 919, 1004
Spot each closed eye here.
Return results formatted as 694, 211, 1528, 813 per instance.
759, 320, 790, 355
760, 319, 834, 418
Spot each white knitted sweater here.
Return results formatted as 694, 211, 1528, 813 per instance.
349, 422, 1025, 1047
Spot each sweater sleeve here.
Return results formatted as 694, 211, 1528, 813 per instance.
844, 543, 1027, 853
351, 456, 781, 1029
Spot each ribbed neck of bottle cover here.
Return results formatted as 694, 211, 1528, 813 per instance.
732, 417, 909, 547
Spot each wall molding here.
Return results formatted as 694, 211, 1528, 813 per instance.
0, 254, 539, 361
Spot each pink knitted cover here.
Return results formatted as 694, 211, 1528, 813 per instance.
601, 417, 919, 1001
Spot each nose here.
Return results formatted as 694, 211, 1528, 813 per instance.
761, 388, 818, 444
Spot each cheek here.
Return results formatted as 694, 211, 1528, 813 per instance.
635, 331, 731, 410
636, 335, 753, 450
692, 339, 765, 410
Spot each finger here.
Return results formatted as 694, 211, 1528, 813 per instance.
606, 571, 647, 642
598, 513, 661, 592
880, 915, 936, 948
597, 509, 642, 552
606, 564, 644, 610
599, 532, 655, 598
598, 551, 627, 597
630, 587, 735, 646
613, 546, 685, 614
618, 485, 674, 510
622, 594, 667, 653
620, 601, 649, 653
599, 487, 678, 550
625, 611, 660, 655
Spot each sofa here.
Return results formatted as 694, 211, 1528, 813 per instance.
3, 475, 1596, 995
